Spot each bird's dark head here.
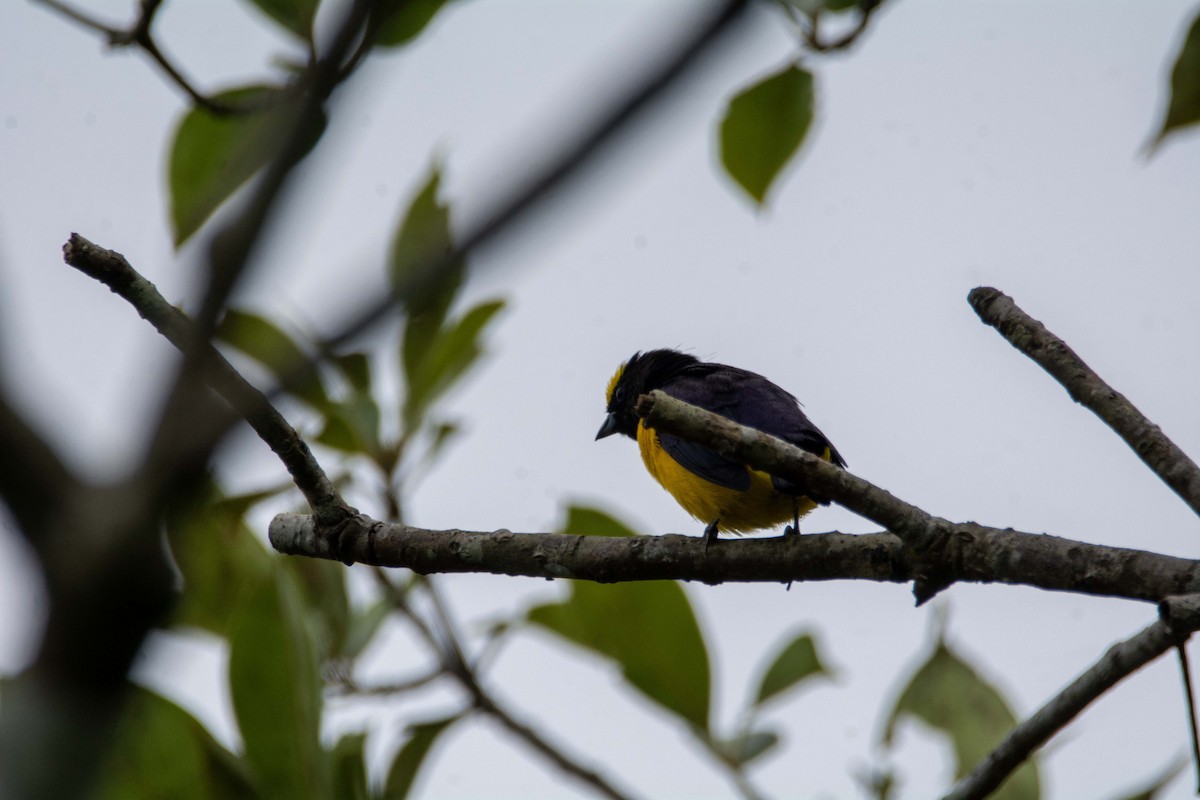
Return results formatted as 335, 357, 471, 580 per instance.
596, 349, 699, 441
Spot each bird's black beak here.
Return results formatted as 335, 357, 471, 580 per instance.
595, 412, 619, 440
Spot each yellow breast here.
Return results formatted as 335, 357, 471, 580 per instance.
635, 421, 816, 534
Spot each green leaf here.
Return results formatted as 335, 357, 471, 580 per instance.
560, 505, 638, 538
341, 598, 393, 660
96, 686, 257, 800
753, 631, 833, 708
420, 420, 460, 466
1107, 758, 1187, 800
719, 63, 815, 205
391, 167, 462, 327
714, 729, 780, 767
280, 551, 350, 660
314, 393, 383, 456
217, 309, 329, 409
1151, 10, 1200, 149
371, 0, 458, 48
382, 715, 460, 799
169, 85, 325, 247
333, 352, 372, 393
238, 0, 319, 41
167, 485, 275, 638
528, 580, 711, 731
402, 299, 505, 431
229, 566, 326, 800
882, 639, 1039, 800
328, 732, 370, 800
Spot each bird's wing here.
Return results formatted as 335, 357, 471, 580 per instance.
663, 365, 845, 499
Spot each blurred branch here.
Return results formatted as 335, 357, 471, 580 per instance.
136, 1, 374, 512
776, 0, 882, 53
311, 0, 751, 356
944, 594, 1200, 800
270, 510, 1200, 604
33, 0, 249, 114
327, 670, 442, 697
801, 2, 878, 52
0, 389, 80, 540
372, 570, 639, 800
969, 286, 1200, 521
61, 233, 353, 526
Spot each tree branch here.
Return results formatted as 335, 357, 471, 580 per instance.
61, 234, 352, 526
269, 511, 1200, 603
969, 286, 1200, 520
944, 594, 1200, 800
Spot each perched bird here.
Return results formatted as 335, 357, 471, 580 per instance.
596, 349, 845, 544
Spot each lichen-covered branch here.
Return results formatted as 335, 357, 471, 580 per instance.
269, 511, 1200, 603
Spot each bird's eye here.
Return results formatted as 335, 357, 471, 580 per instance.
614, 387, 626, 403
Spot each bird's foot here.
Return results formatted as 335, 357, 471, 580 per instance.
703, 520, 720, 552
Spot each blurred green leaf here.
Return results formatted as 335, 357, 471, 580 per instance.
1107, 758, 1187, 800
402, 299, 505, 431
382, 715, 460, 799
328, 732, 370, 800
753, 631, 833, 709
96, 685, 257, 800
169, 85, 325, 247
719, 63, 814, 205
855, 767, 897, 800
560, 505, 638, 538
168, 486, 275, 637
1152, 10, 1200, 149
217, 309, 329, 409
882, 639, 1039, 800
342, 598, 393, 660
391, 167, 462, 333
333, 352, 372, 393
420, 420, 460, 466
315, 393, 383, 457
239, 0, 319, 41
528, 580, 710, 731
714, 728, 780, 767
281, 552, 350, 660
370, 0, 458, 48
230, 566, 326, 800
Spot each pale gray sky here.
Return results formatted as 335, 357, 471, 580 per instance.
3, 1, 1200, 798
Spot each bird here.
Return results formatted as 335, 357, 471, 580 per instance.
595, 349, 845, 545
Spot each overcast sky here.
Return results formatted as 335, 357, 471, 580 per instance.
3, 1, 1200, 798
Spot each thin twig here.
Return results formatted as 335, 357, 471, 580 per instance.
371, 570, 637, 800
969, 286, 1200, 520
801, 0, 881, 52
943, 594, 1200, 800
327, 670, 442, 697
33, 0, 246, 115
